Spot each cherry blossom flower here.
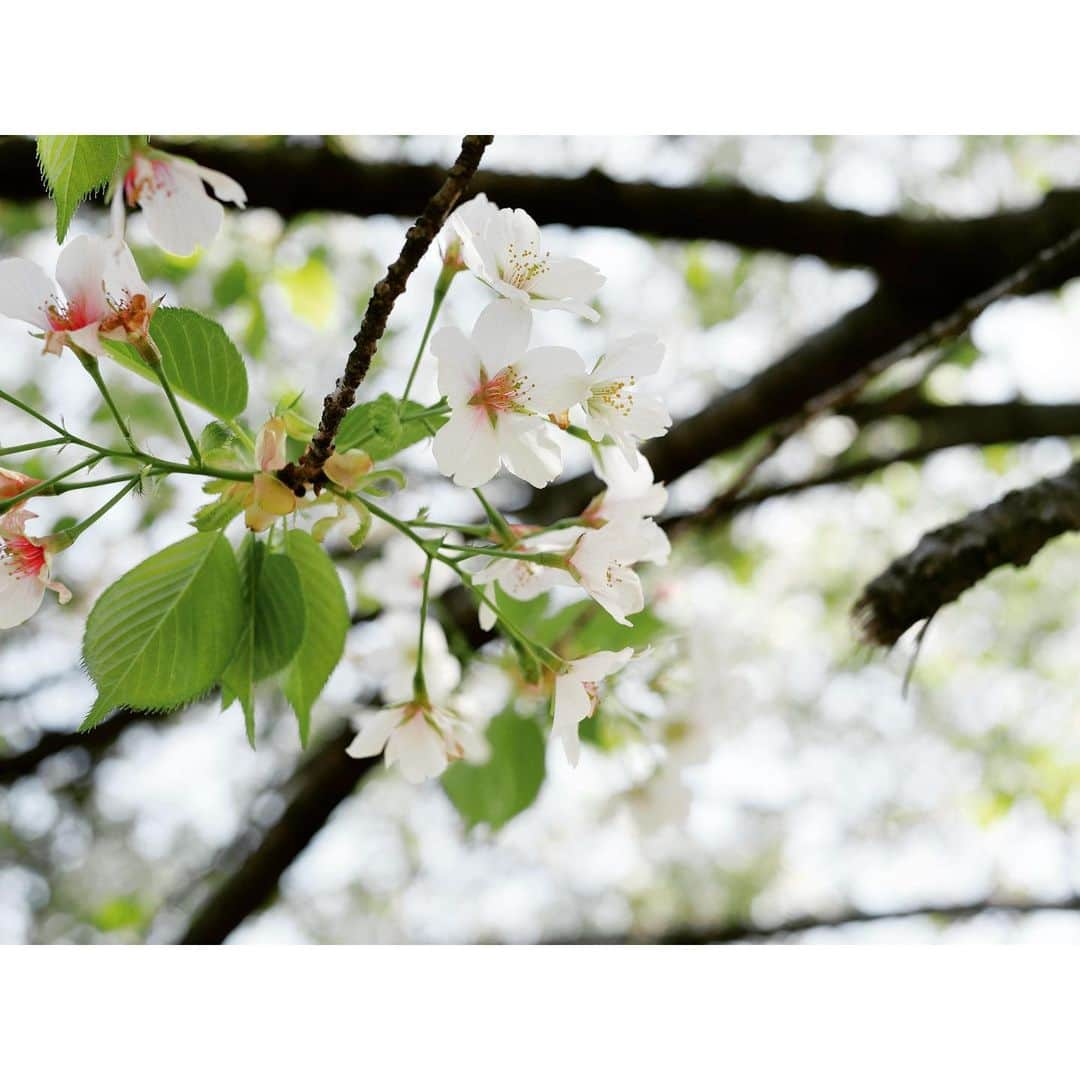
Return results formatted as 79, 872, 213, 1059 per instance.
578, 333, 671, 465
361, 533, 455, 610
567, 519, 667, 625
448, 194, 604, 320
124, 151, 247, 257
363, 610, 461, 703
0, 509, 70, 629
552, 648, 634, 766
584, 446, 669, 528
0, 234, 152, 357
431, 300, 585, 487
346, 698, 472, 783
470, 528, 578, 631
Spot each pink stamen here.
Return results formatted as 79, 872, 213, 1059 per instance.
46, 294, 94, 332
4, 535, 46, 579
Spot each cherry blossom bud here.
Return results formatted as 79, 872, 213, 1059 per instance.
255, 417, 288, 473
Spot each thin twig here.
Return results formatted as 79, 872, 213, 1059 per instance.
280, 134, 493, 493
698, 225, 1080, 520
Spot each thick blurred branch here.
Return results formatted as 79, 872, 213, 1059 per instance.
6, 138, 1080, 284
556, 895, 1080, 944
177, 723, 375, 944
854, 458, 1080, 646
280, 134, 493, 489
0, 706, 160, 786
664, 401, 1080, 521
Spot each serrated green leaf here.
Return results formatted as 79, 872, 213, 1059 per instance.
282, 530, 349, 747
190, 487, 245, 532
335, 394, 447, 460
222, 536, 306, 746
103, 307, 248, 421
336, 394, 402, 456
37, 135, 130, 242
82, 532, 242, 729
442, 709, 546, 830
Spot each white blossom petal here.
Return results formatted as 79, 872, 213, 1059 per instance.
0, 258, 54, 331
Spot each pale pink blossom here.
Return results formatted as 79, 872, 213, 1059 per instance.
0, 234, 152, 357
124, 151, 247, 257
432, 300, 585, 488
552, 648, 634, 766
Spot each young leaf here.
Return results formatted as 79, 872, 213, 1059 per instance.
221, 535, 307, 746
442, 709, 546, 830
82, 532, 242, 730
103, 308, 249, 421
282, 530, 349, 747
336, 394, 401, 457
335, 394, 448, 459
36, 135, 130, 243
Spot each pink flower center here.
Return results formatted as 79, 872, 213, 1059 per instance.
46, 293, 95, 332
468, 366, 530, 418
3, 535, 46, 579
125, 157, 173, 206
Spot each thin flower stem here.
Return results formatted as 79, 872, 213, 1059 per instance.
474, 487, 516, 546
0, 387, 72, 439
228, 419, 256, 454
413, 556, 434, 699
337, 485, 558, 670
58, 476, 143, 544
401, 271, 453, 403
72, 347, 140, 454
0, 437, 68, 456
404, 519, 490, 537
0, 452, 105, 511
150, 362, 203, 465
440, 542, 556, 565
405, 400, 450, 421
51, 472, 143, 495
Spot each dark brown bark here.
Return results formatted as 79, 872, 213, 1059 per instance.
278, 135, 493, 491
854, 460, 1080, 646
178, 724, 375, 944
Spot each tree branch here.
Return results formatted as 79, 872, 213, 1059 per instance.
176, 723, 375, 944
854, 458, 1080, 646
278, 134, 493, 491
661, 401, 1080, 522
554, 895, 1080, 944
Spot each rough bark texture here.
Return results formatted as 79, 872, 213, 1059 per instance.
278, 134, 493, 491
855, 461, 1080, 646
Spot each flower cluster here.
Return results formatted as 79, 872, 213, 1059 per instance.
0, 145, 249, 628
346, 195, 672, 782
0, 145, 675, 801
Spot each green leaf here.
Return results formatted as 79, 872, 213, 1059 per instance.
442, 709, 546, 830
190, 490, 245, 533
222, 536, 307, 747
82, 532, 243, 730
282, 531, 349, 747
336, 394, 446, 459
103, 308, 249, 421
36, 135, 130, 242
